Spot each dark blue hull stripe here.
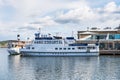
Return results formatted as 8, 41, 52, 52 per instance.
20, 51, 99, 56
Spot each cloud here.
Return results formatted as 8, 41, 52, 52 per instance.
53, 1, 120, 26
0, 0, 120, 40
96, 2, 120, 23
0, 0, 72, 29
97, 2, 120, 13
17, 26, 36, 31
13, 1, 120, 30
54, 4, 99, 24
55, 8, 96, 24
1, 0, 120, 25
104, 2, 117, 13
30, 16, 58, 26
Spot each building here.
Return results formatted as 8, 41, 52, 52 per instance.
77, 25, 120, 55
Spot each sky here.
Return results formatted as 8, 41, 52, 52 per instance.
0, 0, 120, 41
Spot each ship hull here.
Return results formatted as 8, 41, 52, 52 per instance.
20, 51, 99, 56
7, 48, 20, 55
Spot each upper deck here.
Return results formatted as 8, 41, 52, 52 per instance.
34, 32, 75, 45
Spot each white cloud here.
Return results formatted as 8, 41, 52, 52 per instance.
34, 16, 58, 26
55, 6, 98, 24
54, 1, 120, 27
0, 0, 120, 40
7, 0, 69, 17
104, 2, 117, 13
0, 0, 71, 28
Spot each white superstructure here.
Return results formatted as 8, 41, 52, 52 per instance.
20, 32, 99, 56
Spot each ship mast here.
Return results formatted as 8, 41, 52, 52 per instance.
17, 34, 20, 47
38, 27, 41, 33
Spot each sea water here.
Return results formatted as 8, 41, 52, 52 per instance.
0, 48, 120, 80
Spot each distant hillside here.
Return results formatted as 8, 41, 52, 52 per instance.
0, 40, 25, 48
0, 41, 8, 48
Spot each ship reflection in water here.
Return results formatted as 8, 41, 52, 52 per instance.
0, 48, 120, 80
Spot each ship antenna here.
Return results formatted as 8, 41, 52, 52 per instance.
39, 28, 41, 33
56, 32, 59, 36
17, 34, 20, 47
72, 31, 74, 37
17, 34, 20, 41
87, 27, 89, 31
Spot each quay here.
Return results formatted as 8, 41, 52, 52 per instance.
100, 50, 120, 55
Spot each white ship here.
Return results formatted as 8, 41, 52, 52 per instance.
7, 41, 21, 55
7, 35, 25, 55
20, 32, 99, 56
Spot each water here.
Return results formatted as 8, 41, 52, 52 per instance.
0, 48, 120, 80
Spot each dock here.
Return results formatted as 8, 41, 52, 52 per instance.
100, 50, 120, 55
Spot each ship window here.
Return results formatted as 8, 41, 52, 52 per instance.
59, 41, 62, 44
37, 41, 39, 44
44, 41, 48, 44
15, 45, 17, 47
87, 47, 94, 49
52, 41, 59, 44
72, 48, 75, 50
12, 44, 14, 47
93, 47, 96, 49
39, 41, 41, 44
32, 47, 34, 49
40, 41, 43, 44
55, 48, 58, 50
27, 47, 30, 49
78, 47, 80, 49
78, 47, 86, 49
47, 41, 51, 44
64, 48, 66, 50
87, 46, 96, 49
68, 48, 71, 50
59, 48, 62, 50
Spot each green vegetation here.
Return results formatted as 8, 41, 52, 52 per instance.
0, 41, 8, 48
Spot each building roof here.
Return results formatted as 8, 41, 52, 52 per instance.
79, 31, 97, 35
